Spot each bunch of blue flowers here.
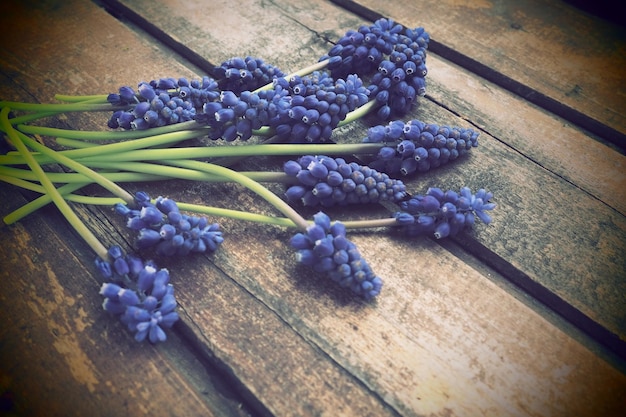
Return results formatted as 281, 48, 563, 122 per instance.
0, 16, 497, 346
395, 187, 496, 238
290, 212, 383, 300
114, 191, 224, 256
283, 154, 408, 207
96, 246, 179, 344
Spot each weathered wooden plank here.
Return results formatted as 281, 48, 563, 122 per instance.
0, 186, 248, 417
94, 3, 619, 413
2, 1, 625, 416
424, 55, 626, 216
113, 0, 626, 350
345, 0, 626, 143
194, 224, 626, 417
0, 1, 249, 416
100, 178, 625, 416
0, 0, 402, 415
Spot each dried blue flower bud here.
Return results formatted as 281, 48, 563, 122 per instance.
396, 187, 495, 238
118, 86, 136, 103
95, 258, 113, 280
136, 264, 157, 292
118, 289, 141, 306
155, 196, 178, 214
99, 282, 122, 300
136, 229, 161, 249
113, 257, 130, 276
434, 221, 451, 239
102, 298, 126, 315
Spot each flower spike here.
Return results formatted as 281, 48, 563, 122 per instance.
290, 212, 383, 300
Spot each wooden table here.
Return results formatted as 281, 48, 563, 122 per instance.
1, 0, 625, 416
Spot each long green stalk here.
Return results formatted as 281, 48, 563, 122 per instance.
17, 120, 207, 140
0, 165, 164, 184
0, 107, 109, 260
80, 161, 293, 183
54, 94, 110, 103
74, 143, 383, 163
2, 181, 88, 225
0, 101, 125, 113
15, 131, 134, 204
163, 159, 309, 230
0, 128, 212, 165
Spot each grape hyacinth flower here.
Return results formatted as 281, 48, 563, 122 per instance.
213, 56, 285, 94
321, 18, 429, 80
272, 72, 370, 143
364, 119, 480, 175
115, 192, 224, 256
290, 212, 383, 300
199, 71, 370, 143
283, 155, 408, 207
198, 82, 293, 141
96, 245, 179, 343
394, 187, 496, 238
107, 76, 220, 129
320, 17, 430, 119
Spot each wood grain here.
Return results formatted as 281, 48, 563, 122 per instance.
114, 0, 626, 349
0, 185, 249, 417
346, 0, 626, 141
1, 0, 625, 416
0, 1, 246, 415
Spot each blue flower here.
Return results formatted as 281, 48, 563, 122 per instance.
290, 212, 383, 300
395, 187, 495, 238
365, 119, 480, 176
283, 155, 407, 207
96, 246, 180, 344
115, 192, 224, 257
120, 285, 179, 344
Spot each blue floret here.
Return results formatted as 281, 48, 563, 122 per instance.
96, 246, 179, 344
283, 155, 407, 207
395, 187, 496, 238
290, 212, 383, 300
114, 193, 224, 256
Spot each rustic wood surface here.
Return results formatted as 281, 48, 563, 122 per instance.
343, 0, 626, 145
112, 0, 626, 351
0, 0, 625, 416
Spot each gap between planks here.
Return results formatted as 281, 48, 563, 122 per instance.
330, 0, 626, 152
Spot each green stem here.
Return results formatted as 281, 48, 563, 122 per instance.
175, 202, 296, 227
0, 101, 126, 113
163, 159, 310, 230
0, 107, 109, 260
0, 128, 213, 166
285, 59, 331, 80
4, 111, 59, 126
74, 143, 383, 163
17, 120, 207, 140
15, 131, 134, 204
0, 169, 292, 226
1, 163, 292, 185
2, 181, 87, 225
0, 165, 165, 184
54, 93, 110, 103
173, 202, 398, 230
0, 173, 54, 194
2, 169, 400, 230
80, 161, 293, 184
339, 100, 377, 127
54, 138, 98, 149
